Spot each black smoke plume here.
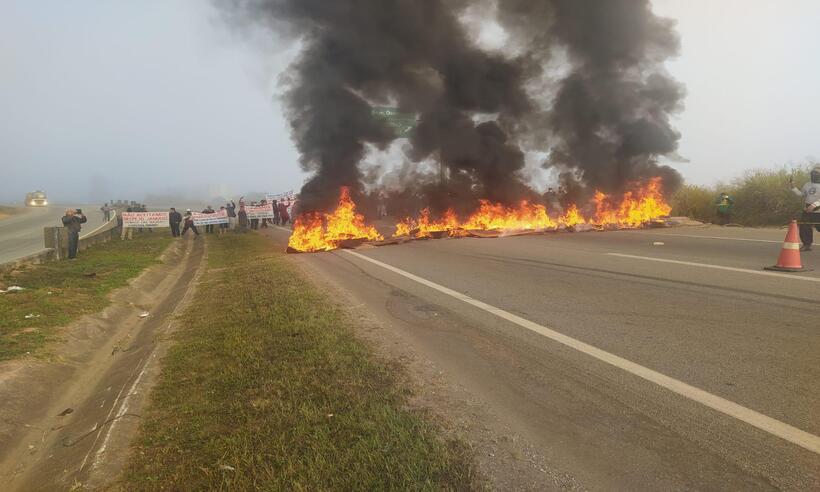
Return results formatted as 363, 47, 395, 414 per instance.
219, 0, 685, 213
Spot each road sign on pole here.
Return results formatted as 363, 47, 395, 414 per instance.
371, 106, 418, 138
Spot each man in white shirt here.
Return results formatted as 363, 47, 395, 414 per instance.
790, 166, 820, 251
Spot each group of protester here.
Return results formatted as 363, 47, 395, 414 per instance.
119, 203, 153, 240
167, 198, 293, 238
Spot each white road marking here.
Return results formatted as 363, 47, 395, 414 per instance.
607, 253, 819, 283
343, 249, 820, 455
626, 231, 781, 243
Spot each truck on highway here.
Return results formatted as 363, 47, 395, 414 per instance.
25, 191, 48, 207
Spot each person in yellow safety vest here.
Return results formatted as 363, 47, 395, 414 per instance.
790, 167, 820, 251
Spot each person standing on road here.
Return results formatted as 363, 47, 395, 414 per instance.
61, 209, 87, 260
790, 167, 820, 251
226, 200, 237, 230
121, 205, 134, 240
714, 192, 734, 225
202, 206, 216, 234
278, 200, 290, 226
181, 209, 199, 238
249, 201, 260, 230
237, 203, 249, 232
272, 199, 280, 225
169, 207, 182, 238
219, 206, 229, 235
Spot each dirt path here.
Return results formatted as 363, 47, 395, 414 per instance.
0, 236, 206, 491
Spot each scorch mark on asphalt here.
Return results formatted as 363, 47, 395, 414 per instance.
607, 253, 820, 282
343, 249, 820, 455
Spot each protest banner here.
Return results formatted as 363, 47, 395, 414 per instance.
122, 211, 169, 228
193, 210, 229, 226
246, 203, 275, 220
266, 190, 295, 203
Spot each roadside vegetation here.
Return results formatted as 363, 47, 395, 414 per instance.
0, 232, 172, 361
122, 233, 476, 490
670, 163, 813, 226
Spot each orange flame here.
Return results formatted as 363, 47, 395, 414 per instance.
592, 177, 671, 228
391, 178, 671, 238
416, 208, 460, 238
288, 187, 383, 252
463, 201, 557, 231
558, 204, 586, 228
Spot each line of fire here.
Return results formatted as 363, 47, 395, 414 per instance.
286, 177, 672, 253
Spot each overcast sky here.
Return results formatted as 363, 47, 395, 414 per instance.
2, 1, 818, 203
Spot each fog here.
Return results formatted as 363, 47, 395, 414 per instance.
2, 0, 818, 204
0, 0, 300, 204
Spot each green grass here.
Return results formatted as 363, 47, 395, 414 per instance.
122, 234, 477, 491
0, 232, 173, 361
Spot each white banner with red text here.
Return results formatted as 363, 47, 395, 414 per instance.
122, 212, 169, 228
245, 203, 275, 220
193, 210, 229, 226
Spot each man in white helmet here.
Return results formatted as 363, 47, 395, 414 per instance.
790, 166, 820, 251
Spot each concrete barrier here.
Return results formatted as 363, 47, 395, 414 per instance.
0, 248, 57, 275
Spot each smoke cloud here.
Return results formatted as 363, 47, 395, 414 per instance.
218, 0, 685, 213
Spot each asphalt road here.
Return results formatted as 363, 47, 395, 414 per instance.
0, 205, 105, 264
272, 225, 819, 490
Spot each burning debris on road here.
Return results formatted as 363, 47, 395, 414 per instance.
222, 1, 685, 254
287, 187, 383, 253
287, 178, 672, 253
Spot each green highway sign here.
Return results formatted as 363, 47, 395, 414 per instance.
371, 106, 418, 138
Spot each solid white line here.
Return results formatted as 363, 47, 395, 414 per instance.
626, 231, 781, 243
607, 253, 819, 283
343, 249, 820, 455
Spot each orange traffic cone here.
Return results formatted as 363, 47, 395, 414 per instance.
765, 220, 807, 272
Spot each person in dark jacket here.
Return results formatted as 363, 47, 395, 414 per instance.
181, 209, 199, 238
237, 204, 249, 233
169, 208, 182, 237
272, 199, 280, 225
61, 209, 87, 259
226, 200, 237, 230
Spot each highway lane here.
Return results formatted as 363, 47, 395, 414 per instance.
270, 226, 819, 490
0, 205, 105, 263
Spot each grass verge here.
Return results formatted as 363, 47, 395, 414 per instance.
122, 233, 477, 490
0, 232, 173, 361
